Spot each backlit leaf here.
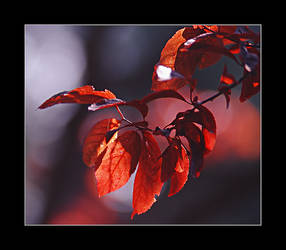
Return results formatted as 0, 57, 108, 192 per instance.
131, 131, 163, 219
38, 85, 117, 109
95, 130, 141, 197
82, 118, 121, 168
196, 105, 216, 154
161, 143, 179, 182
218, 64, 235, 108
151, 27, 203, 91
168, 146, 190, 197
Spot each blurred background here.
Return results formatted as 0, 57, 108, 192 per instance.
25, 24, 261, 225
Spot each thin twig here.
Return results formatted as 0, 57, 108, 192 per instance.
197, 73, 249, 106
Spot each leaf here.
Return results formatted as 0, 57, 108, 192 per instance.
161, 143, 179, 182
82, 118, 121, 168
235, 26, 260, 44
95, 130, 141, 197
38, 85, 117, 109
218, 64, 236, 108
87, 90, 189, 119
176, 118, 203, 143
178, 119, 204, 178
131, 131, 163, 219
193, 25, 237, 45
240, 65, 260, 102
240, 46, 259, 72
158, 28, 190, 69
219, 65, 236, 85
151, 27, 203, 91
182, 36, 241, 67
168, 146, 190, 197
196, 105, 217, 154
177, 105, 216, 146
173, 106, 216, 177
239, 47, 260, 102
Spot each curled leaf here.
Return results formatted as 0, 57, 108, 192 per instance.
38, 85, 117, 109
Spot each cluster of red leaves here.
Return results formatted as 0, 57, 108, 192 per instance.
38, 25, 260, 219
81, 103, 216, 218
151, 25, 260, 103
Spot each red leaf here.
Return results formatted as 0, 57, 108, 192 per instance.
180, 105, 216, 146
82, 118, 121, 168
38, 85, 117, 109
196, 105, 216, 154
179, 120, 204, 178
177, 118, 203, 144
95, 130, 142, 197
151, 27, 203, 91
219, 65, 236, 85
161, 143, 179, 182
168, 146, 190, 197
131, 131, 163, 219
193, 25, 237, 45
240, 66, 260, 102
182, 36, 241, 67
87, 90, 189, 119
174, 106, 216, 177
158, 28, 192, 69
183, 33, 225, 69
218, 65, 236, 108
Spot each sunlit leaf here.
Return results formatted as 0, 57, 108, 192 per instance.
82, 118, 121, 168
95, 130, 141, 197
131, 131, 163, 219
38, 85, 117, 109
169, 146, 190, 197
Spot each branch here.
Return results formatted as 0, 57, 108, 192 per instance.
197, 73, 249, 106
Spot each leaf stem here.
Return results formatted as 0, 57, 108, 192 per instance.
115, 105, 125, 120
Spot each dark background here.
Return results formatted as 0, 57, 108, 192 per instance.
25, 25, 260, 225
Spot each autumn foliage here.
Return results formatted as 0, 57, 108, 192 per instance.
39, 25, 260, 219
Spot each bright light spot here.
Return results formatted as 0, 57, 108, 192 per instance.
244, 64, 252, 72
184, 38, 196, 46
156, 65, 172, 81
